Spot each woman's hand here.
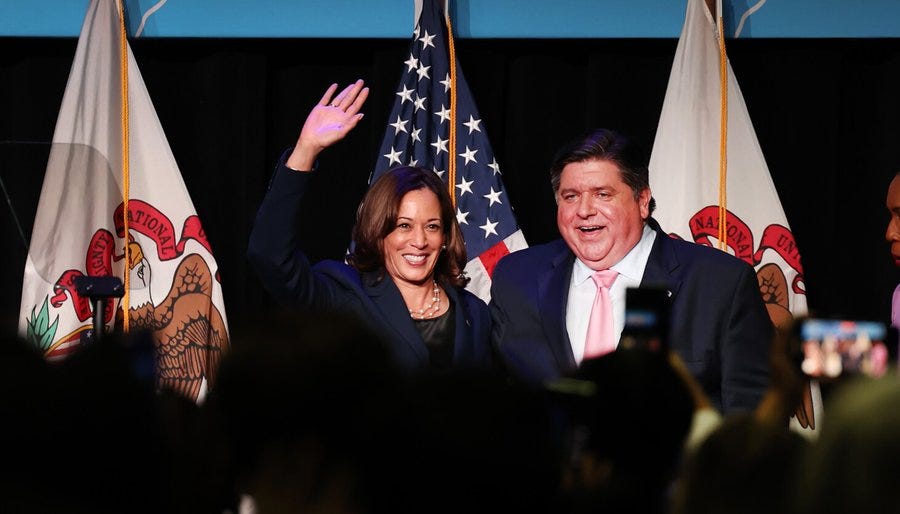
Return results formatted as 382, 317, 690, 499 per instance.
287, 79, 370, 171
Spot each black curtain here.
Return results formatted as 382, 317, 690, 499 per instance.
2, 36, 899, 338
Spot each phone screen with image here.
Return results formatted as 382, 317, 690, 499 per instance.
798, 319, 896, 379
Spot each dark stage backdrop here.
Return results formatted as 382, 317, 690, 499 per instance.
2, 37, 899, 338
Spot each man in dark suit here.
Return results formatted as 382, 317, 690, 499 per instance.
490, 129, 772, 413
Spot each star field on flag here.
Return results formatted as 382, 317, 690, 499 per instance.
372, 0, 526, 302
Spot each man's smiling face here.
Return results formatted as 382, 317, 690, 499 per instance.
556, 158, 650, 271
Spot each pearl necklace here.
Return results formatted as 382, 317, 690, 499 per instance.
409, 280, 441, 320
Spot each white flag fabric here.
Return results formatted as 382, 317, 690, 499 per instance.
649, 0, 807, 324
649, 0, 817, 430
18, 0, 228, 402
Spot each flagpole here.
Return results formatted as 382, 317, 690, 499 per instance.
715, 0, 728, 251
445, 6, 458, 208
118, 0, 131, 332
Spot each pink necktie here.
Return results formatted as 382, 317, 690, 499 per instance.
584, 269, 619, 360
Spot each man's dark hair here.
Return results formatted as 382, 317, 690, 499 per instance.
549, 128, 656, 215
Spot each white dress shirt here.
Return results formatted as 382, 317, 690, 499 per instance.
566, 223, 657, 364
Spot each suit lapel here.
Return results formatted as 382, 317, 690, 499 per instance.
362, 271, 429, 364
641, 219, 683, 298
443, 285, 471, 364
538, 242, 577, 372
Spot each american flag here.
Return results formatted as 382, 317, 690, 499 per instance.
373, 0, 527, 302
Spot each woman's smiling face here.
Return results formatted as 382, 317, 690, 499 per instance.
383, 188, 445, 287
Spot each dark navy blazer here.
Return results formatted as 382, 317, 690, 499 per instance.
489, 218, 772, 413
247, 160, 492, 372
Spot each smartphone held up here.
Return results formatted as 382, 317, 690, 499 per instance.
619, 286, 670, 354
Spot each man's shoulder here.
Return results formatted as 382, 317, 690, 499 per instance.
495, 239, 570, 271
660, 232, 755, 275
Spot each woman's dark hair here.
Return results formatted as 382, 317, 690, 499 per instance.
349, 166, 469, 288
549, 128, 656, 215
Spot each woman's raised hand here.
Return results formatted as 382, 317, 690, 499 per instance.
287, 79, 369, 171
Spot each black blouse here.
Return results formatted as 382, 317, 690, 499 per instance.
412, 300, 456, 370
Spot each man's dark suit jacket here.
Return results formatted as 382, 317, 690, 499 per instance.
247, 160, 492, 372
490, 218, 772, 413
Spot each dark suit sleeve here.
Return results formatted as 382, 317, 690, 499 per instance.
720, 263, 773, 413
246, 155, 339, 309
489, 251, 571, 385
489, 264, 511, 352
488, 260, 516, 377
457, 290, 494, 371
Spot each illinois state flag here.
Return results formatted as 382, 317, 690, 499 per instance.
18, 0, 228, 402
373, 0, 527, 302
649, 0, 807, 324
650, 0, 817, 429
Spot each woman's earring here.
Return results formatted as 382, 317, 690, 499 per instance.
441, 244, 447, 251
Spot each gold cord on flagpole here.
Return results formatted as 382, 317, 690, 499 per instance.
446, 10, 458, 208
119, 0, 131, 332
716, 12, 728, 252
